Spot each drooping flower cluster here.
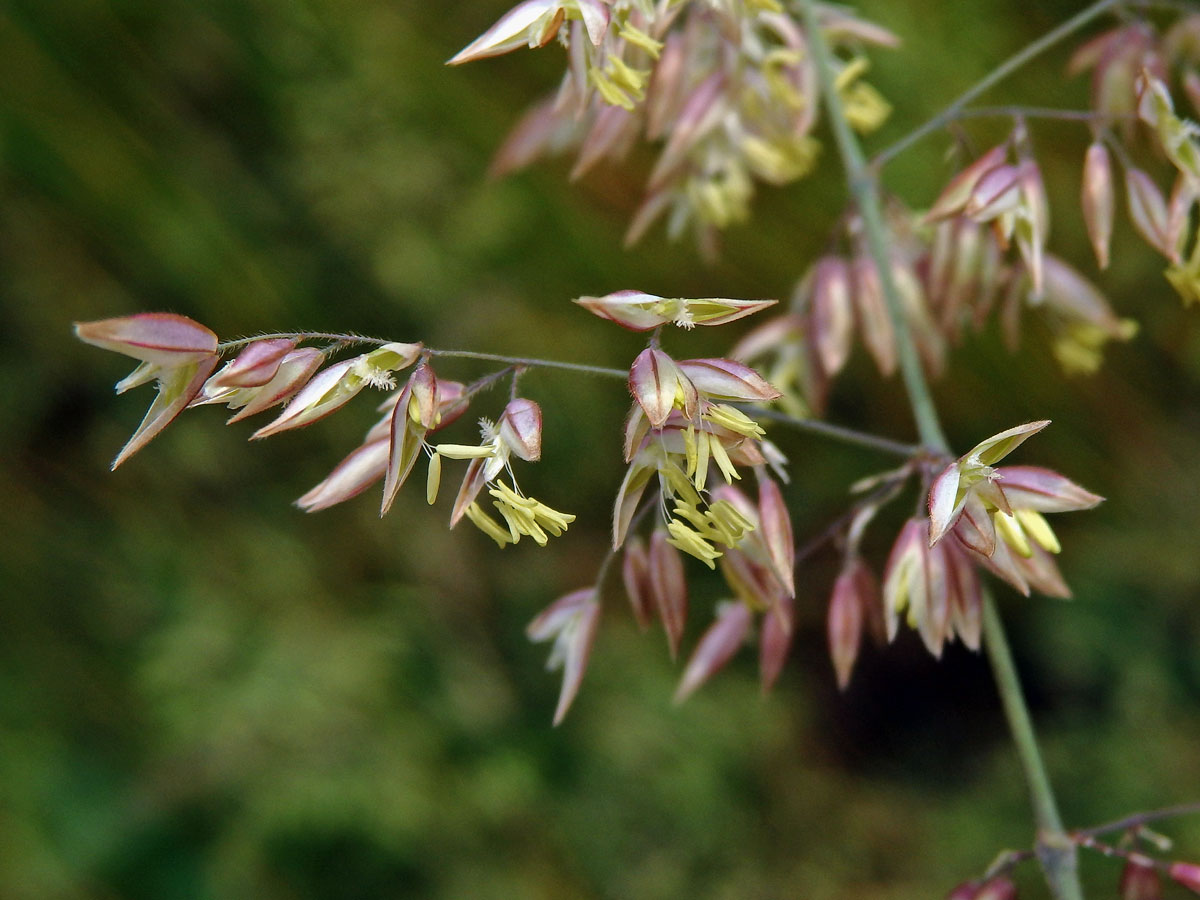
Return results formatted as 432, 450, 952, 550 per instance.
867, 422, 1102, 668
73, 314, 576, 549
449, 0, 897, 251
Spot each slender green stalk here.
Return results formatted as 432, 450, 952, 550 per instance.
982, 594, 1083, 900
798, 0, 948, 453
750, 406, 923, 458
872, 0, 1123, 170
798, 3, 1086, 897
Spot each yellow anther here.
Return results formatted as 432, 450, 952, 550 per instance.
994, 509, 1033, 558
465, 502, 513, 548
707, 499, 753, 544
684, 423, 698, 479
590, 69, 635, 110
605, 54, 647, 97
617, 22, 662, 58
1016, 508, 1060, 554
707, 433, 741, 484
435, 443, 495, 459
693, 424, 710, 492
426, 452, 442, 505
660, 463, 704, 507
842, 82, 891, 134
834, 56, 871, 92
665, 519, 722, 569
704, 404, 765, 439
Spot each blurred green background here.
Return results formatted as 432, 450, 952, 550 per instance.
3, 0, 1200, 897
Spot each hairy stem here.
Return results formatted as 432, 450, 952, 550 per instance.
800, 2, 1084, 897
872, 0, 1124, 170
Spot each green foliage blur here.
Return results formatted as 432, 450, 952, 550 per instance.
3, 0, 1200, 897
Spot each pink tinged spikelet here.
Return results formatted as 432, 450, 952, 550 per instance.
74, 312, 218, 369
574, 290, 777, 332
759, 591, 794, 692
208, 339, 296, 389
250, 358, 359, 438
621, 538, 655, 630
526, 588, 601, 726
251, 341, 421, 439
851, 256, 897, 376
1082, 142, 1115, 269
945, 540, 983, 650
111, 356, 219, 470
381, 363, 439, 515
676, 358, 782, 403
811, 256, 855, 375
612, 455, 655, 548
926, 143, 1009, 222
649, 529, 688, 661
674, 602, 752, 703
973, 876, 1017, 900
1120, 856, 1163, 900
995, 466, 1103, 512
945, 882, 980, 900
1169, 862, 1200, 894
828, 564, 866, 690
499, 398, 542, 461
758, 476, 794, 597
630, 347, 696, 427
296, 438, 389, 512
649, 72, 726, 189
571, 105, 638, 180
964, 163, 1023, 222
447, 1, 566, 66
1125, 168, 1174, 260
225, 348, 324, 423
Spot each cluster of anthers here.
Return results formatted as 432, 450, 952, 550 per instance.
449, 0, 896, 252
